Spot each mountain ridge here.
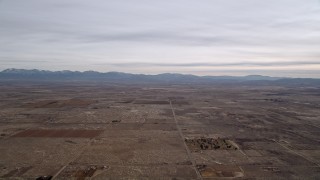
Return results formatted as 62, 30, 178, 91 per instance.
0, 68, 282, 78
1, 68, 319, 86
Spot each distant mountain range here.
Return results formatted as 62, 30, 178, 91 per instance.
0, 68, 319, 85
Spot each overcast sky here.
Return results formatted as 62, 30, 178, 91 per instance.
0, 0, 319, 77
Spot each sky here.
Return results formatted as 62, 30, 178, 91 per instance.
0, 0, 320, 77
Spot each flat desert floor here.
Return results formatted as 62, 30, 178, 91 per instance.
0, 82, 319, 179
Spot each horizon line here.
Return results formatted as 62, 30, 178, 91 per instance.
0, 68, 307, 79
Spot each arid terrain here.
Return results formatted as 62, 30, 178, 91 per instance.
0, 81, 319, 179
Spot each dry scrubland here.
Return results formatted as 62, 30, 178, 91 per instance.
0, 82, 319, 179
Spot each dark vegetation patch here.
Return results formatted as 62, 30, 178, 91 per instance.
168, 96, 185, 100
22, 98, 95, 108
74, 166, 97, 179
265, 92, 292, 96
65, 140, 77, 144
185, 137, 238, 152
133, 99, 169, 104
118, 99, 135, 103
36, 176, 53, 180
14, 114, 54, 122
260, 167, 281, 172
12, 129, 104, 138
171, 100, 190, 105
196, 164, 243, 178
264, 98, 286, 103
59, 165, 108, 179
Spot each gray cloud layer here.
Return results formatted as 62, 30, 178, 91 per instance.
0, 0, 320, 77
107, 61, 320, 67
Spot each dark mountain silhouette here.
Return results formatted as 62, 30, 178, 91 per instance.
0, 68, 319, 86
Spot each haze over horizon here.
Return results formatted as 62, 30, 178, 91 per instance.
0, 0, 320, 78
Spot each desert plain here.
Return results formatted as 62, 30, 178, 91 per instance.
0, 81, 319, 179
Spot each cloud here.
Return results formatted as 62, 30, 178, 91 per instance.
104, 61, 320, 67
0, 0, 320, 77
